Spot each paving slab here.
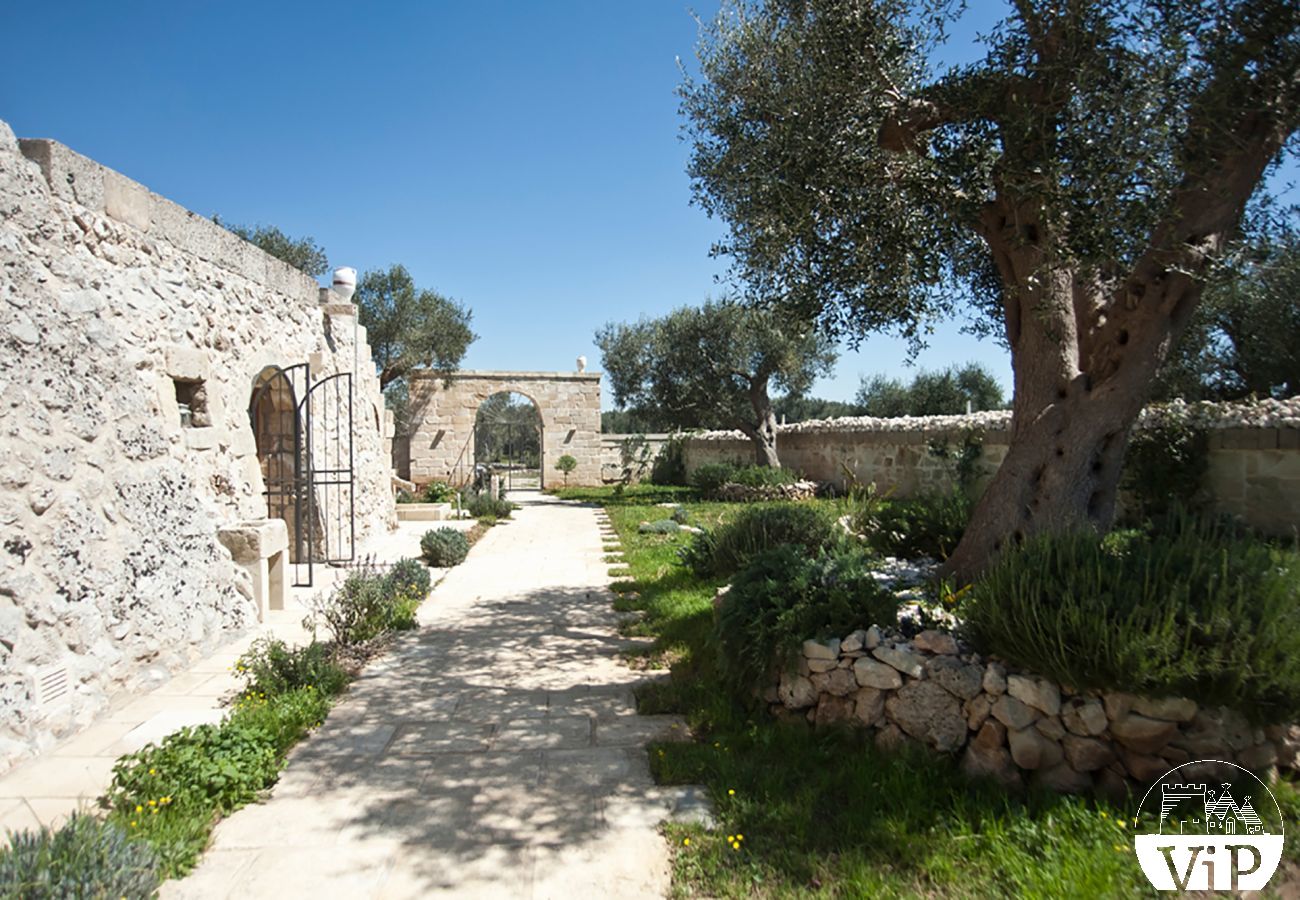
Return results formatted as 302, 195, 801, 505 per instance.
164, 491, 688, 898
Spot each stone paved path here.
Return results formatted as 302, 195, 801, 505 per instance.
165, 491, 702, 899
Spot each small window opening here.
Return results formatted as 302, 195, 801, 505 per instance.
174, 378, 210, 428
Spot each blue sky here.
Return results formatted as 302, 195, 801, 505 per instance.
1, 3, 1293, 409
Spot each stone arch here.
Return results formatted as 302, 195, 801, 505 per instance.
403, 369, 601, 488
473, 388, 544, 488
248, 365, 315, 561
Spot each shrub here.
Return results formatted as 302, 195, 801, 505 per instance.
639, 519, 681, 534
650, 433, 689, 485
0, 812, 160, 899
690, 463, 738, 498
385, 557, 431, 602
691, 462, 800, 498
855, 490, 972, 560
421, 528, 470, 567
421, 481, 457, 503
478, 514, 498, 528
463, 490, 512, 519
681, 503, 840, 578
234, 637, 348, 699
670, 506, 691, 525
1121, 404, 1209, 522
716, 545, 900, 693
963, 512, 1300, 724
304, 564, 395, 646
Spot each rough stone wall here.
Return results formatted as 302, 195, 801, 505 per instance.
0, 119, 395, 772
405, 371, 602, 488
684, 401, 1300, 535
771, 623, 1297, 793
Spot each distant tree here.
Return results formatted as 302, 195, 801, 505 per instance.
682, 0, 1300, 578
223, 222, 329, 277
596, 300, 836, 467
1155, 227, 1300, 400
855, 363, 1005, 417
555, 454, 578, 485
770, 395, 863, 423
601, 408, 676, 434
355, 264, 476, 391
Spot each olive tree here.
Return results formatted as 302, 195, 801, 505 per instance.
682, 0, 1300, 577
596, 300, 836, 467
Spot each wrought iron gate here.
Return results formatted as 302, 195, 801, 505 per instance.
249, 363, 355, 587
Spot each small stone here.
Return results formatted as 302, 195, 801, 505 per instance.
1062, 735, 1115, 772
1033, 762, 1092, 794
1160, 745, 1190, 765
803, 639, 839, 661
853, 657, 903, 690
1035, 715, 1066, 741
810, 667, 858, 697
872, 645, 925, 678
1061, 697, 1108, 737
926, 656, 983, 700
962, 721, 1020, 788
913, 630, 958, 655
885, 680, 968, 752
1238, 741, 1279, 773
982, 662, 1007, 695
1110, 713, 1178, 754
807, 657, 838, 674
864, 626, 882, 650
854, 688, 885, 726
1007, 674, 1061, 717
813, 695, 856, 728
1008, 726, 1063, 770
1132, 696, 1198, 723
842, 630, 867, 653
1121, 750, 1171, 783
991, 695, 1038, 731
964, 694, 994, 731
1103, 691, 1137, 721
778, 672, 818, 710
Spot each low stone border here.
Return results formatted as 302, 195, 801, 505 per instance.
761, 618, 1298, 793
712, 480, 819, 502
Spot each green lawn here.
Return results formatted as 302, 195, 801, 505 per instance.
554, 484, 1298, 899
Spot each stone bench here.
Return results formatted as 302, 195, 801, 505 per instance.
217, 519, 289, 621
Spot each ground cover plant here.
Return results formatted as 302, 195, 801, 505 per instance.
0, 811, 161, 898
421, 527, 471, 567
852, 489, 973, 561
691, 462, 801, 499
579, 485, 1300, 897
680, 502, 840, 578
963, 512, 1300, 724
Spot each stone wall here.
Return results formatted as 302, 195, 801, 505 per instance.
684, 401, 1300, 535
0, 119, 396, 771
598, 433, 671, 483
771, 622, 1297, 793
404, 370, 602, 488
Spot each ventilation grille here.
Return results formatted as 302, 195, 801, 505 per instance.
34, 665, 70, 709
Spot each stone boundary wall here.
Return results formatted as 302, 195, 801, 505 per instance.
0, 118, 396, 771
684, 401, 1300, 534
771, 622, 1297, 793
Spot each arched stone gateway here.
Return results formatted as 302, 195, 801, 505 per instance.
403, 369, 601, 488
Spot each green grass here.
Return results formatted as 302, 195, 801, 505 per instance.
567, 485, 1300, 898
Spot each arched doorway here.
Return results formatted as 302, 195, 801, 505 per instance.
248, 363, 357, 586
474, 391, 542, 491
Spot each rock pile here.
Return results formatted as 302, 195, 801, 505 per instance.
766, 624, 1299, 793
713, 480, 819, 502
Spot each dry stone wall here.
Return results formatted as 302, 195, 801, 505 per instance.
685, 400, 1300, 535
768, 621, 1298, 793
0, 118, 396, 772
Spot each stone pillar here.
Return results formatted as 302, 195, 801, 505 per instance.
217, 519, 290, 620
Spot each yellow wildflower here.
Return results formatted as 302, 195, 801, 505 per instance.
682, 837, 690, 847
727, 789, 735, 796
134, 805, 143, 814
